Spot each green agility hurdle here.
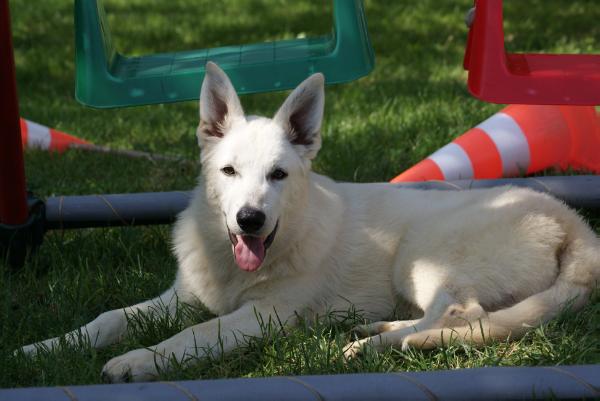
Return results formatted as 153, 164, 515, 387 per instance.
74, 0, 374, 108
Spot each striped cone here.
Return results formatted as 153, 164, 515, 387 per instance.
390, 105, 600, 183
20, 118, 90, 152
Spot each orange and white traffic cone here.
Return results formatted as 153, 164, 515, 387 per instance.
19, 118, 183, 161
390, 105, 600, 183
20, 118, 91, 152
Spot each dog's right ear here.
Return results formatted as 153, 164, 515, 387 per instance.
197, 62, 244, 144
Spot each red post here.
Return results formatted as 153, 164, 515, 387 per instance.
0, 0, 28, 225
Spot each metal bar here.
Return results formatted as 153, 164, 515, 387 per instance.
0, 365, 597, 400
43, 176, 600, 230
44, 191, 192, 229
395, 175, 600, 210
0, 0, 28, 225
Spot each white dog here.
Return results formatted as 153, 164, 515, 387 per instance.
21, 62, 599, 382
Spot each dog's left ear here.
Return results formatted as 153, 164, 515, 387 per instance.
273, 73, 324, 159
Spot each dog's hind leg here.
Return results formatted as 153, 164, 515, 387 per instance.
352, 302, 484, 337
402, 219, 600, 351
19, 287, 187, 355
345, 291, 482, 358
401, 280, 592, 351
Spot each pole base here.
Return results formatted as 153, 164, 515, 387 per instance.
0, 194, 45, 268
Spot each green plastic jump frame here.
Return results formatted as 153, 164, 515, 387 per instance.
74, 0, 374, 108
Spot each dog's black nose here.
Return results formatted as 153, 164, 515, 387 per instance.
236, 207, 266, 233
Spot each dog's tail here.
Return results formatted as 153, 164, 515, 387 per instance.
404, 221, 600, 349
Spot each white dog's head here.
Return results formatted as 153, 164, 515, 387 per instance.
197, 62, 324, 272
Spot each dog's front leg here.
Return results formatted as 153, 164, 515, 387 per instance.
19, 287, 182, 355
101, 302, 293, 383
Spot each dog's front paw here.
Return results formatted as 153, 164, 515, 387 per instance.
101, 348, 160, 383
17, 343, 41, 356
343, 338, 372, 360
16, 338, 58, 357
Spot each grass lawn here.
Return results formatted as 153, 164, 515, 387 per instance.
2, 0, 599, 388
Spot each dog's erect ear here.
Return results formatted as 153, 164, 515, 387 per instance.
273, 73, 324, 159
198, 62, 244, 142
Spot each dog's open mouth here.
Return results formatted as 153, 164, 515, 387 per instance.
228, 221, 278, 272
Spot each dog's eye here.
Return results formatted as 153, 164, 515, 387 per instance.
221, 166, 236, 176
270, 168, 288, 181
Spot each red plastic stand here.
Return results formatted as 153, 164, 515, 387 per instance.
0, 0, 28, 226
464, 0, 600, 105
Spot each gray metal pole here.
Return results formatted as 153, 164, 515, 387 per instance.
43, 175, 600, 230
0, 365, 597, 400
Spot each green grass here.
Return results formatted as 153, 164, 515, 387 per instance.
2, 0, 600, 388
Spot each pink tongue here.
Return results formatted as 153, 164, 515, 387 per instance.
234, 235, 265, 272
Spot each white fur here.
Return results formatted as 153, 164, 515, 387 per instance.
20, 63, 600, 382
